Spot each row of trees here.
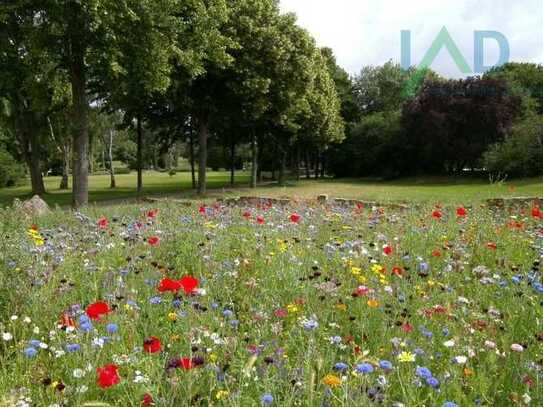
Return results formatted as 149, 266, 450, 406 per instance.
0, 0, 344, 206
328, 62, 543, 179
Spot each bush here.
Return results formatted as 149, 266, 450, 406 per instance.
483, 114, 543, 177
0, 149, 25, 187
328, 110, 403, 178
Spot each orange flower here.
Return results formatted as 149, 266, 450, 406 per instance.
367, 299, 379, 308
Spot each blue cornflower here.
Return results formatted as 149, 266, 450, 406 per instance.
172, 299, 182, 308
29, 339, 41, 348
230, 319, 239, 328
355, 363, 374, 374
443, 402, 458, 407
442, 327, 450, 336
379, 360, 393, 370
211, 302, 219, 310
79, 314, 90, 324
106, 323, 118, 334
80, 321, 93, 332
66, 343, 81, 352
416, 366, 433, 379
223, 309, 234, 318
261, 394, 274, 405
333, 362, 349, 371
302, 318, 318, 330
150, 296, 162, 304
512, 275, 522, 284
426, 376, 440, 388
418, 262, 429, 272
24, 347, 38, 358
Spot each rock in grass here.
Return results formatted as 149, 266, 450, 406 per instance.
20, 195, 51, 216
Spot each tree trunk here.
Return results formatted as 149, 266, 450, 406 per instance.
60, 142, 70, 190
230, 141, 235, 187
189, 123, 196, 189
70, 46, 89, 208
108, 129, 116, 188
25, 130, 45, 196
136, 115, 143, 195
304, 150, 310, 179
295, 145, 301, 181
314, 151, 319, 179
250, 131, 257, 188
197, 114, 208, 195
257, 136, 263, 183
278, 148, 287, 186
88, 130, 94, 174
320, 153, 325, 178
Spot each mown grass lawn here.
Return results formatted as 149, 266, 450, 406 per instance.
1, 172, 542, 208
0, 198, 542, 406
0, 171, 251, 207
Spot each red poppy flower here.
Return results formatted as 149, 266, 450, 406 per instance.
431, 249, 441, 257
256, 216, 265, 225
96, 364, 120, 388
147, 209, 158, 219
143, 393, 154, 406
143, 336, 162, 353
392, 267, 404, 277
456, 206, 467, 217
383, 245, 393, 256
274, 308, 288, 318
486, 242, 497, 250
432, 210, 442, 219
401, 322, 413, 333
30, 224, 39, 231
532, 206, 542, 219
243, 211, 252, 219
356, 202, 364, 210
289, 213, 301, 223
98, 217, 109, 229
157, 278, 182, 293
355, 286, 369, 296
148, 236, 160, 246
179, 276, 199, 295
86, 301, 111, 321
198, 205, 206, 215
180, 357, 194, 370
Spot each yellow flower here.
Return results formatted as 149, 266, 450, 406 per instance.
323, 374, 342, 388
397, 351, 416, 363
167, 312, 178, 322
209, 353, 218, 363
367, 299, 379, 308
371, 264, 384, 274
351, 266, 361, 276
357, 276, 367, 284
335, 303, 347, 311
215, 390, 229, 400
286, 304, 299, 313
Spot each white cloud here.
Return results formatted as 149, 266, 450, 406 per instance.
279, 0, 543, 78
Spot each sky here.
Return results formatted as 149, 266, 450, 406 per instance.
279, 0, 543, 78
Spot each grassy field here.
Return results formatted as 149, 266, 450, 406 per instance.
1, 172, 542, 207
0, 197, 542, 405
0, 171, 251, 207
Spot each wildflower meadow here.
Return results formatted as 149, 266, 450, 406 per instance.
1, 200, 542, 406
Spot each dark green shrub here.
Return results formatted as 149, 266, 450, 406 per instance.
0, 149, 25, 187
483, 114, 543, 177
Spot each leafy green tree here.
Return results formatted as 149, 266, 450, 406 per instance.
485, 63, 543, 115
483, 113, 543, 178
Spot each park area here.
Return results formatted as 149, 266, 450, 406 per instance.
1, 176, 543, 406
2, 0, 543, 405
